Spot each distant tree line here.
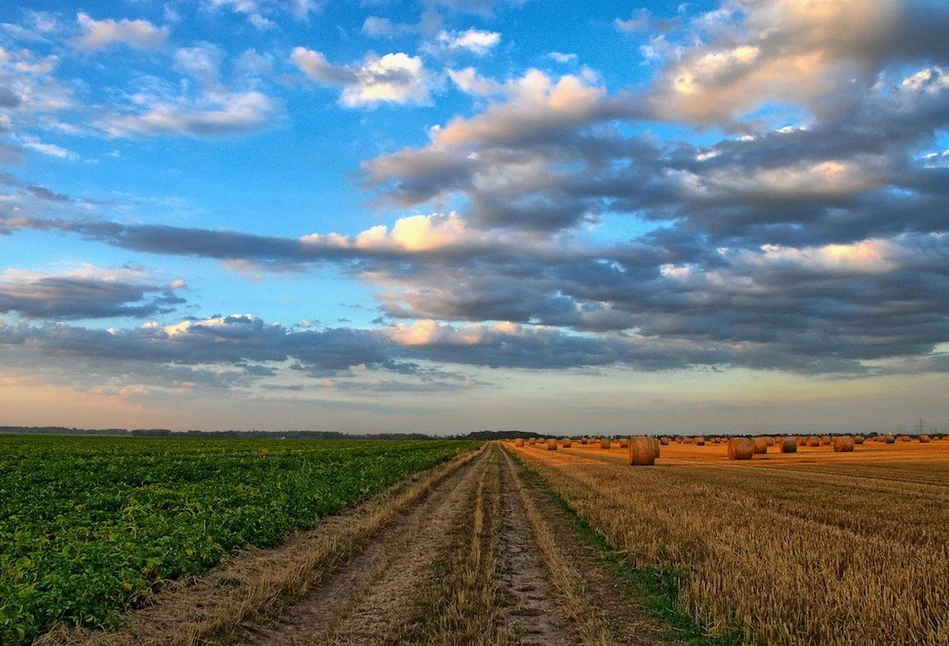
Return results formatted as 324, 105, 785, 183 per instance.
4, 426, 940, 440
0, 426, 437, 440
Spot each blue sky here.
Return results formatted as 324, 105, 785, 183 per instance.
1, 0, 948, 434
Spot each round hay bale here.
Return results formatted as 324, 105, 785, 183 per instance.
601, 439, 612, 449
694, 437, 706, 446
919, 434, 931, 443
628, 436, 657, 466
820, 436, 831, 446
618, 439, 629, 448
659, 437, 670, 445
580, 438, 588, 445
546, 439, 558, 450
778, 437, 797, 453
884, 435, 896, 444
853, 436, 865, 445
514, 438, 525, 447
561, 439, 572, 448
752, 438, 768, 454
805, 437, 820, 447
727, 438, 754, 460
833, 436, 855, 452
764, 437, 775, 446
796, 436, 805, 446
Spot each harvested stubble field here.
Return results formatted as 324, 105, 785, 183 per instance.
513, 438, 949, 645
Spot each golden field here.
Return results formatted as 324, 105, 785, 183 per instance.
512, 437, 949, 645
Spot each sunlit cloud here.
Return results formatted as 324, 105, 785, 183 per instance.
74, 12, 169, 51
292, 48, 433, 107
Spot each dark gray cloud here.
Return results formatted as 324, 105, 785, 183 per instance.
98, 91, 279, 138
0, 274, 185, 320
0, 142, 24, 164
0, 213, 654, 269
3, 209, 948, 375
0, 173, 75, 203
370, 232, 949, 371
0, 315, 388, 374
0, 86, 22, 108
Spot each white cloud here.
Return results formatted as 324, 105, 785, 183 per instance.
750, 240, 896, 275
247, 13, 276, 30
290, 48, 356, 85
28, 11, 61, 35
23, 140, 78, 160
163, 5, 183, 23
205, 0, 321, 27
292, 48, 433, 107
301, 212, 477, 253
173, 44, 224, 87
433, 69, 609, 147
388, 320, 521, 347
432, 28, 501, 56
74, 12, 169, 51
362, 16, 417, 37
13, 54, 58, 75
100, 91, 278, 138
546, 52, 576, 64
614, 9, 651, 33
448, 67, 504, 96
236, 49, 274, 82
289, 0, 322, 21
615, 8, 681, 35
645, 0, 912, 124
0, 48, 73, 115
900, 67, 949, 95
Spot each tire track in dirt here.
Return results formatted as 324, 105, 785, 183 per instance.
497, 450, 573, 645
242, 446, 491, 645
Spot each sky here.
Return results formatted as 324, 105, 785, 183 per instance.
0, 0, 948, 435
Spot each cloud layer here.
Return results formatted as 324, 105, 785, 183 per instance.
1, 0, 948, 423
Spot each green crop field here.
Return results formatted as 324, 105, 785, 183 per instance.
0, 434, 478, 643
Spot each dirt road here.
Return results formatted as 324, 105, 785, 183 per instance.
52, 443, 662, 645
